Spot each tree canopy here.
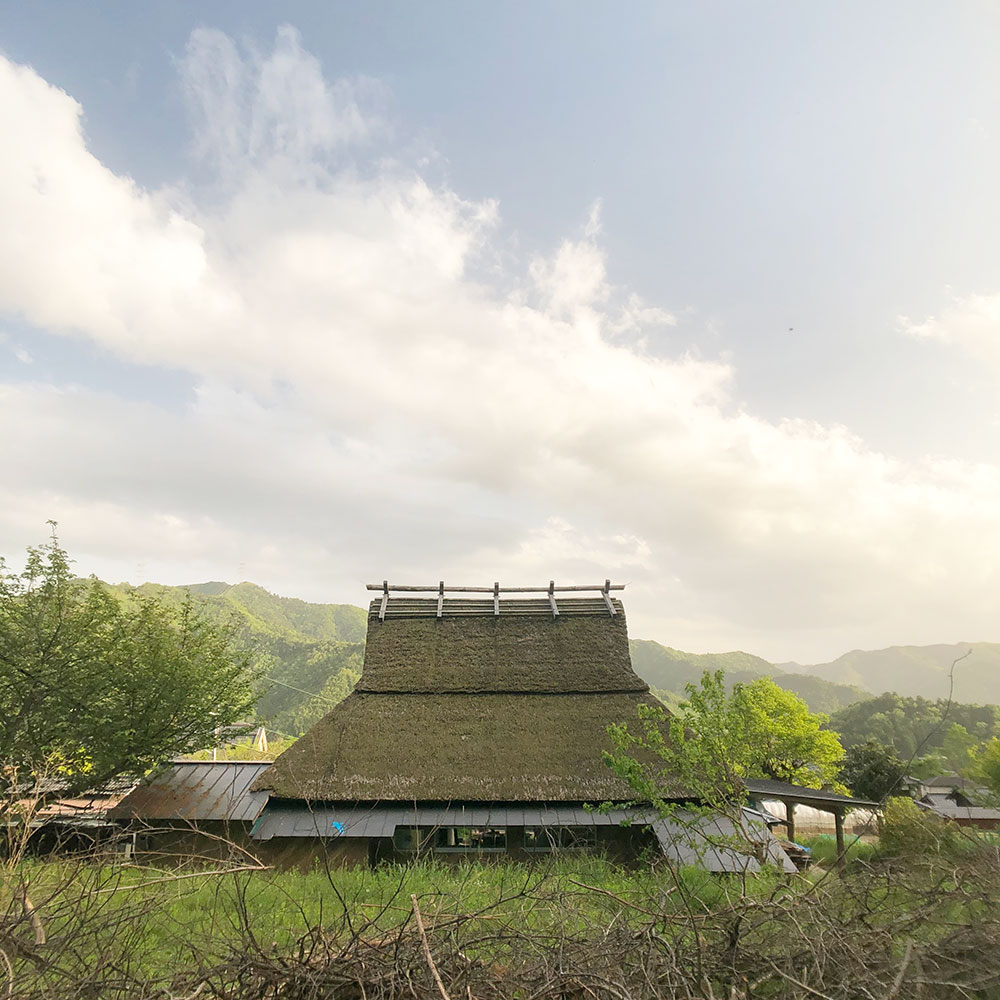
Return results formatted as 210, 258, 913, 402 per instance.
827, 692, 1000, 758
0, 530, 259, 795
604, 671, 845, 812
839, 739, 906, 801
976, 738, 1000, 797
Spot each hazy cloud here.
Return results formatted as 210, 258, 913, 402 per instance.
2, 30, 1000, 662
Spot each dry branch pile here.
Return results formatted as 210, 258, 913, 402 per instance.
6, 853, 1000, 1000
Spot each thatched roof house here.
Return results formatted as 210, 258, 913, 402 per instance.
250, 586, 794, 870
256, 595, 662, 804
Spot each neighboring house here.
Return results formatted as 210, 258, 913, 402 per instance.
913, 774, 1000, 830
247, 584, 796, 872
108, 760, 271, 859
9, 776, 137, 854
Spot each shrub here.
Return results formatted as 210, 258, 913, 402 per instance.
877, 796, 958, 858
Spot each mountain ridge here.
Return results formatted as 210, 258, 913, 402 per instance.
781, 641, 1000, 704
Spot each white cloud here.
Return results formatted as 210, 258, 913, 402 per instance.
2, 30, 1000, 663
899, 291, 1000, 369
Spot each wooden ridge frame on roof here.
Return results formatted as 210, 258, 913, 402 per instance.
367, 580, 626, 621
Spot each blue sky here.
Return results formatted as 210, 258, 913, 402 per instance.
2, 2, 1000, 662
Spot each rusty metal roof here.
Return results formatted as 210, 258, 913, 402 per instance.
109, 761, 271, 823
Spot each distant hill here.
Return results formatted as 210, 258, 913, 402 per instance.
782, 642, 1000, 704
770, 674, 870, 715
628, 641, 774, 691
628, 639, 866, 714
116, 580, 368, 644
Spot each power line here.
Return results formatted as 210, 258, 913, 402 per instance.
261, 675, 339, 704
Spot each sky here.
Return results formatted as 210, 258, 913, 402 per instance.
2, 2, 1000, 664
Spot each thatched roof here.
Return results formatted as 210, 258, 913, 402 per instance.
256, 598, 660, 802
255, 689, 663, 801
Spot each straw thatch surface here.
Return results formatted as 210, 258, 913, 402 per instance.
359, 604, 646, 694
255, 690, 668, 801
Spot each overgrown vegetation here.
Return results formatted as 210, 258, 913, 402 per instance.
6, 842, 1000, 998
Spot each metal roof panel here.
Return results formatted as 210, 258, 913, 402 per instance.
109, 762, 271, 823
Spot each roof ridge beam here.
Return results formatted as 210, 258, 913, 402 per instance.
366, 582, 626, 594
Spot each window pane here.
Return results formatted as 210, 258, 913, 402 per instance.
393, 827, 418, 851
430, 826, 507, 851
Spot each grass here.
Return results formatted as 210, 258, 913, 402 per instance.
798, 833, 879, 867
3, 853, 792, 981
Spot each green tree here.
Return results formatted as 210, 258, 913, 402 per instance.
0, 530, 259, 796
975, 737, 1000, 796
733, 676, 844, 786
839, 739, 906, 801
604, 671, 845, 814
941, 723, 978, 776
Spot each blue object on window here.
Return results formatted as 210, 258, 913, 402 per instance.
331, 821, 345, 835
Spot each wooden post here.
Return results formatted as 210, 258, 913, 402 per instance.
834, 808, 846, 871
784, 800, 796, 843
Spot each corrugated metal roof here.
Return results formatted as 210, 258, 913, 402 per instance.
250, 804, 794, 872
18, 775, 139, 797
652, 809, 797, 874
919, 796, 1000, 821
109, 762, 271, 823
251, 803, 654, 841
745, 779, 877, 809
923, 774, 971, 789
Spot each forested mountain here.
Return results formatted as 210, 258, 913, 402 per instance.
769, 674, 871, 715
628, 641, 774, 691
119, 581, 367, 644
780, 643, 1000, 704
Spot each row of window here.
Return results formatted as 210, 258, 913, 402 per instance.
391, 825, 599, 853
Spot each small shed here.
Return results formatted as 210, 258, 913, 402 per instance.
744, 779, 878, 866
8, 776, 137, 855
109, 761, 271, 861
